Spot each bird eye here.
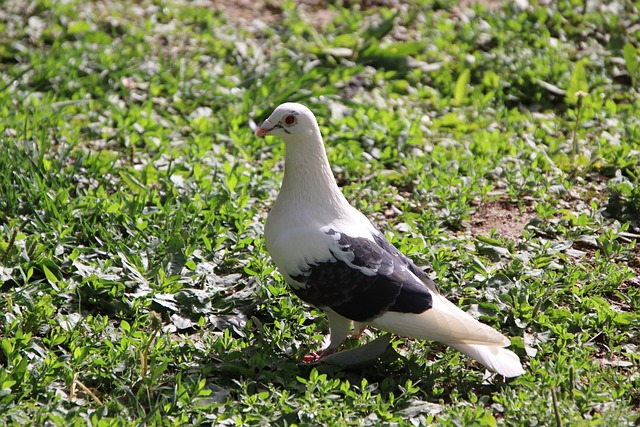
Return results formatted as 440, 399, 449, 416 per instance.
283, 115, 297, 126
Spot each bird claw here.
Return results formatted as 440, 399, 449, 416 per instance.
348, 321, 368, 340
303, 353, 319, 363
303, 348, 335, 363
351, 326, 367, 340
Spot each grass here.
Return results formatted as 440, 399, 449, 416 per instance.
1, 0, 639, 425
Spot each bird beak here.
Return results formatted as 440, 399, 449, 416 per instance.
256, 118, 275, 137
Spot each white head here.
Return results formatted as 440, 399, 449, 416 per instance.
257, 102, 351, 221
255, 103, 320, 142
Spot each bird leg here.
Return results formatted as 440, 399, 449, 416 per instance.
351, 322, 367, 339
303, 309, 352, 363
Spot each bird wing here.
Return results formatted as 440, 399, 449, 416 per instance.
289, 226, 434, 322
282, 222, 509, 347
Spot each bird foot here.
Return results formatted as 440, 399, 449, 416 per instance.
351, 325, 367, 340
303, 348, 335, 363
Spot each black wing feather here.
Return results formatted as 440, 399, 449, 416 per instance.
290, 229, 433, 322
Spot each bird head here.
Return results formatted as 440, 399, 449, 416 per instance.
255, 103, 317, 140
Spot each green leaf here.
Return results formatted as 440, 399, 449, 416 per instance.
225, 172, 238, 194
453, 69, 471, 106
363, 12, 398, 41
121, 320, 131, 333
382, 41, 426, 57
623, 43, 638, 86
202, 235, 212, 252
333, 34, 358, 49
1, 380, 16, 390
469, 257, 488, 278
42, 264, 58, 285
73, 346, 89, 363
84, 31, 113, 44
1, 338, 14, 358
439, 112, 461, 127
482, 70, 500, 89
67, 20, 92, 34
566, 59, 588, 104
476, 235, 504, 246
167, 234, 187, 277
119, 170, 147, 194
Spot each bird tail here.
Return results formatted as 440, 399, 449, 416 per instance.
368, 295, 526, 377
447, 342, 525, 378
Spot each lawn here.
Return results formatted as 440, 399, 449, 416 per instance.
1, 0, 639, 425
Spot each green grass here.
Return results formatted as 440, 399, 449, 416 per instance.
1, 0, 639, 425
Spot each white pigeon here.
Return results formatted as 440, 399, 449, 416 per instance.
255, 102, 525, 377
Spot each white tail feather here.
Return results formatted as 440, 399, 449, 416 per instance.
449, 343, 525, 378
368, 293, 525, 376
369, 294, 509, 346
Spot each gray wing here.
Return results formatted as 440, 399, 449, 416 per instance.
290, 229, 434, 322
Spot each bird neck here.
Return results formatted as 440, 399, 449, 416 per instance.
278, 134, 351, 219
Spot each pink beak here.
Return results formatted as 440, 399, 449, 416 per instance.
255, 118, 274, 137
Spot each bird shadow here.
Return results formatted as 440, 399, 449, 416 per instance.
300, 344, 516, 405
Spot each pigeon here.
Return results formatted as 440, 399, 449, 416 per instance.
255, 102, 525, 377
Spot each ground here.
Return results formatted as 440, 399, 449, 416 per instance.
212, 0, 504, 26
469, 199, 534, 240
1, 0, 639, 425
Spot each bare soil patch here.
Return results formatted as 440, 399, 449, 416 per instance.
208, 0, 336, 27
469, 199, 535, 240
209, 0, 504, 27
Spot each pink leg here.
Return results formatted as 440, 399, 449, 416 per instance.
303, 311, 353, 363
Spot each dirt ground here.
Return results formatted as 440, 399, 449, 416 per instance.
209, 0, 504, 26
469, 199, 535, 240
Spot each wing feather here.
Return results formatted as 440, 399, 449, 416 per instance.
289, 227, 433, 322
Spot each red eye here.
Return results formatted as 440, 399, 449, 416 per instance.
283, 115, 296, 126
